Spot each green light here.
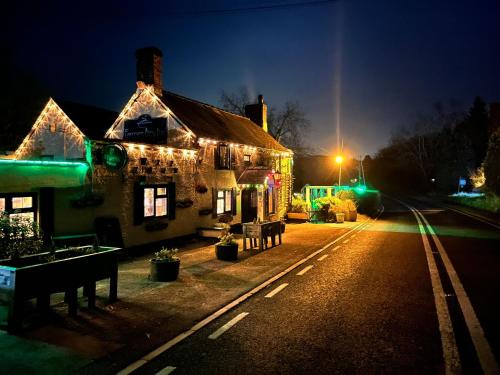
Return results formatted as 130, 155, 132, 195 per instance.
354, 185, 367, 194
0, 159, 88, 167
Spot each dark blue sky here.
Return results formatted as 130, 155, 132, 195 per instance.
6, 0, 500, 156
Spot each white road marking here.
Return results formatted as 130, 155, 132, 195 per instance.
407, 206, 461, 374
296, 265, 314, 276
208, 312, 249, 340
116, 217, 378, 374
443, 205, 500, 230
351, 234, 356, 238
342, 239, 350, 244
333, 245, 341, 251
317, 254, 329, 261
416, 209, 500, 374
155, 366, 176, 375
265, 283, 289, 298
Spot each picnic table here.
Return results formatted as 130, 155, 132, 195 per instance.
242, 220, 282, 251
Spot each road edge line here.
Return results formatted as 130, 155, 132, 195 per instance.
416, 209, 500, 374
117, 218, 375, 374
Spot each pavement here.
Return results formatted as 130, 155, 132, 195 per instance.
0, 217, 367, 375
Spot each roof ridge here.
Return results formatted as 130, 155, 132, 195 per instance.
164, 91, 251, 121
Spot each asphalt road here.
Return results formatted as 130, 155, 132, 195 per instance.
128, 197, 500, 375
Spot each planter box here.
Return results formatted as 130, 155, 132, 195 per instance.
287, 212, 308, 221
0, 246, 120, 331
215, 243, 238, 261
150, 259, 180, 282
346, 210, 357, 222
335, 212, 345, 223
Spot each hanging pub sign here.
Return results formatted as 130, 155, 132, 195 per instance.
123, 114, 167, 144
103, 143, 128, 171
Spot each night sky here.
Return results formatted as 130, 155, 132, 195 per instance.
5, 0, 500, 156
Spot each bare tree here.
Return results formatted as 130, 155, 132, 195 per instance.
219, 87, 310, 153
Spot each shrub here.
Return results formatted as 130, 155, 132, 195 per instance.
336, 189, 356, 202
290, 196, 307, 213
0, 212, 44, 260
483, 128, 500, 194
357, 191, 381, 217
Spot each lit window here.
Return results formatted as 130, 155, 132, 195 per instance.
0, 198, 4, 213
12, 196, 32, 209
216, 189, 233, 215
243, 154, 251, 164
217, 190, 225, 214
155, 198, 167, 217
143, 185, 169, 218
144, 188, 155, 217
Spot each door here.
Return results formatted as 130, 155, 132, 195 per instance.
241, 188, 258, 223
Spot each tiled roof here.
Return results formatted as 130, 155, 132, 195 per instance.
162, 91, 289, 152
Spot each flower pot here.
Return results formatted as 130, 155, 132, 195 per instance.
335, 212, 345, 223
348, 210, 357, 222
215, 243, 238, 261
150, 259, 180, 281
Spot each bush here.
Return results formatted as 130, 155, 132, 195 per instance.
0, 212, 44, 260
483, 128, 500, 194
336, 189, 356, 202
290, 196, 307, 213
357, 191, 381, 217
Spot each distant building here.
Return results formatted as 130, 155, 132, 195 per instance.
0, 47, 293, 248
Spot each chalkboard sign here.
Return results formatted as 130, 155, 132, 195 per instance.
124, 114, 167, 144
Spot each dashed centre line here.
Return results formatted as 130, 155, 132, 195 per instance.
342, 239, 350, 244
208, 312, 249, 340
296, 265, 314, 276
333, 245, 341, 251
155, 366, 176, 375
317, 254, 329, 261
265, 283, 289, 298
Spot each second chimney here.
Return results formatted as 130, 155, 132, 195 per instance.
135, 47, 164, 96
245, 94, 268, 132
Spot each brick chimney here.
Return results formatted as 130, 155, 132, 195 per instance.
135, 47, 163, 96
245, 94, 268, 132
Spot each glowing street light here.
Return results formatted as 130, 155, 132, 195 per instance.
335, 154, 343, 186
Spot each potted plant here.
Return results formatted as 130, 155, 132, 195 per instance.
215, 224, 238, 261
150, 247, 180, 281
344, 199, 358, 222
329, 204, 345, 223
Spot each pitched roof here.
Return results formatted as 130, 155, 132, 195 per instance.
56, 99, 118, 140
161, 91, 289, 152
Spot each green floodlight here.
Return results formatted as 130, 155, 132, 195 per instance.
354, 184, 367, 194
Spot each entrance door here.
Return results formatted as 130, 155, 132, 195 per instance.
241, 188, 258, 223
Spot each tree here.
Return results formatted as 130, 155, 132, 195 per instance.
483, 128, 500, 194
455, 96, 490, 168
219, 87, 310, 153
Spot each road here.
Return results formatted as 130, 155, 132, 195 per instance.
123, 197, 500, 374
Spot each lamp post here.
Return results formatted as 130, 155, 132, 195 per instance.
335, 154, 343, 187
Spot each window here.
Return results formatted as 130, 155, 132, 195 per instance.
0, 194, 37, 223
49, 122, 57, 133
216, 189, 233, 214
143, 186, 168, 218
243, 154, 251, 165
217, 144, 231, 170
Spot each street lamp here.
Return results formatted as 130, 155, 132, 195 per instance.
335, 154, 343, 186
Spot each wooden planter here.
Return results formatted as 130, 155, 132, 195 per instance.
0, 246, 120, 332
287, 212, 308, 221
149, 259, 180, 282
215, 243, 238, 261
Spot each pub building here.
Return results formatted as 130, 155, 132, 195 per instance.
0, 47, 293, 249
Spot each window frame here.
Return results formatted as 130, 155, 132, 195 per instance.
0, 193, 37, 222
216, 143, 232, 170
216, 189, 233, 215
265, 187, 277, 215
142, 184, 169, 220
